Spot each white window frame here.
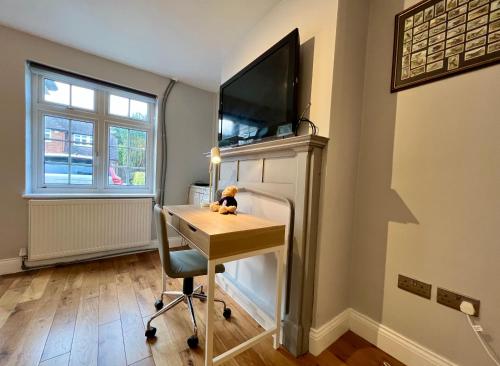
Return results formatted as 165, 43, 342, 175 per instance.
28, 67, 157, 196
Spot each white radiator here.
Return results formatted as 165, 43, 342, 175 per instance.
28, 198, 152, 261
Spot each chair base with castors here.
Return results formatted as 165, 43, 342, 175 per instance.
145, 277, 231, 348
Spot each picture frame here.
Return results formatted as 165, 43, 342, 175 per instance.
391, 0, 500, 92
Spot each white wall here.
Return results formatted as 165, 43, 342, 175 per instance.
350, 0, 500, 364
164, 83, 216, 205
219, 0, 340, 323
221, 0, 338, 137
312, 0, 370, 328
0, 25, 215, 260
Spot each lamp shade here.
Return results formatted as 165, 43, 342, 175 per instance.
210, 147, 221, 164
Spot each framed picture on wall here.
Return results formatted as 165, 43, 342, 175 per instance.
391, 0, 500, 92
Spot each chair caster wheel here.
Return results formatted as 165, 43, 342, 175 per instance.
223, 308, 232, 319
154, 299, 164, 311
187, 335, 199, 348
145, 327, 157, 339
198, 291, 206, 302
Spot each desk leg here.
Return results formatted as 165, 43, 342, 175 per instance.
273, 248, 284, 350
205, 260, 216, 366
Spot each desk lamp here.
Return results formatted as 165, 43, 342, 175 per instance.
208, 147, 221, 204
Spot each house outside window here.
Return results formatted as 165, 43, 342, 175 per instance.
28, 65, 157, 195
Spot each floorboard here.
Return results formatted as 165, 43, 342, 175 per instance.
69, 296, 99, 366
98, 319, 127, 366
0, 252, 405, 366
41, 288, 81, 362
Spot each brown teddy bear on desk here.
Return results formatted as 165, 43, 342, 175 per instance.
210, 185, 238, 214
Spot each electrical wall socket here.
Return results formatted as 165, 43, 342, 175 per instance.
436, 287, 480, 317
398, 275, 432, 299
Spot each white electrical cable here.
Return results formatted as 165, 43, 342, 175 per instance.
466, 314, 500, 366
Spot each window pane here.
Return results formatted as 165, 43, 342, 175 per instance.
109, 126, 128, 147
44, 111, 69, 186
71, 144, 92, 162
44, 138, 69, 185
129, 169, 146, 186
108, 144, 128, 185
69, 120, 94, 185
44, 163, 69, 184
116, 147, 129, 166
108, 144, 118, 166
109, 165, 126, 185
70, 165, 93, 185
129, 148, 146, 168
109, 95, 129, 117
71, 85, 94, 110
72, 134, 93, 145
129, 130, 147, 148
45, 139, 69, 157
45, 116, 69, 141
44, 79, 70, 105
108, 126, 147, 187
71, 120, 94, 140
44, 116, 69, 186
130, 99, 148, 121
43, 116, 94, 186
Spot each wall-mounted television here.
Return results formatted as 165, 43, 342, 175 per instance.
219, 29, 299, 147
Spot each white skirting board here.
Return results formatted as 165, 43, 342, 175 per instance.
0, 257, 23, 275
0, 240, 172, 276
308, 308, 351, 356
309, 308, 458, 366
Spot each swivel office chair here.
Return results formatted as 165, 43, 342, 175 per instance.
145, 205, 231, 348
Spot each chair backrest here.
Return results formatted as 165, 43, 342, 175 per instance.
153, 204, 172, 275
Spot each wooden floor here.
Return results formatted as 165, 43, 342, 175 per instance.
0, 252, 405, 366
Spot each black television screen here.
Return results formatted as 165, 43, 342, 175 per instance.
219, 29, 299, 147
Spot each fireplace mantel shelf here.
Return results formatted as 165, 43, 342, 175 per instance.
205, 134, 329, 158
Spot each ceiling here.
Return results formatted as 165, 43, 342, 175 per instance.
0, 0, 280, 91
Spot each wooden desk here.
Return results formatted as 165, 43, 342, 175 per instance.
165, 205, 286, 366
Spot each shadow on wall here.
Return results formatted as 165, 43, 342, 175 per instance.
386, 190, 419, 225
349, 0, 410, 323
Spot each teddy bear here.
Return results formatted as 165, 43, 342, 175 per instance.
210, 185, 238, 214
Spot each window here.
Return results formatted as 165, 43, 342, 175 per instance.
29, 66, 157, 195
44, 79, 95, 110
43, 116, 94, 185
109, 94, 149, 121
108, 126, 147, 186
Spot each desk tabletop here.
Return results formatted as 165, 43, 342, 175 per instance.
165, 205, 284, 236
164, 205, 285, 259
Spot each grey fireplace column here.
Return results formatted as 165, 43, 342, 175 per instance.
214, 135, 328, 356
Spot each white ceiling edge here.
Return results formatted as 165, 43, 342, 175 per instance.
0, 0, 282, 93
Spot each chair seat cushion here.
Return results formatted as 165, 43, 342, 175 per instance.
168, 249, 225, 278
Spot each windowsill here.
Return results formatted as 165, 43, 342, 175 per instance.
23, 192, 156, 199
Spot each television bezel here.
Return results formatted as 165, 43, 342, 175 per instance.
218, 28, 299, 147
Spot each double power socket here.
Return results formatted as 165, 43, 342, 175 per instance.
397, 274, 480, 316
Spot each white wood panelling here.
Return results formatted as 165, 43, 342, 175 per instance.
238, 159, 263, 182
28, 198, 152, 261
220, 161, 238, 184
263, 157, 297, 183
